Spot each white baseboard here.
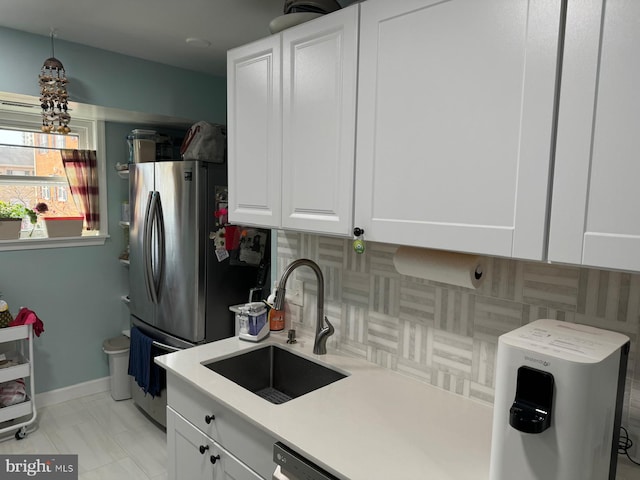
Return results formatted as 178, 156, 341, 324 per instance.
34, 377, 110, 408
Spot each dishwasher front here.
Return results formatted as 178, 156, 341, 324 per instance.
272, 442, 339, 480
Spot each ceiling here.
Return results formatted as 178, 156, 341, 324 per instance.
0, 0, 355, 77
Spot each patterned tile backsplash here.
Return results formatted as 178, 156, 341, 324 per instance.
276, 231, 640, 435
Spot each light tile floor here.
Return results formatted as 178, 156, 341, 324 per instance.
0, 392, 167, 480
3, 392, 636, 479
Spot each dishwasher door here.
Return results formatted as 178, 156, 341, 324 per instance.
272, 442, 339, 480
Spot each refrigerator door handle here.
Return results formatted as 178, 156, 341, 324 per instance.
143, 191, 156, 303
151, 339, 181, 353
153, 192, 165, 302
147, 191, 160, 304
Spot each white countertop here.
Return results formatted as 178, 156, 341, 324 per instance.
156, 332, 494, 480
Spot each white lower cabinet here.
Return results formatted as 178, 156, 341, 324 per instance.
167, 407, 262, 480
166, 374, 275, 480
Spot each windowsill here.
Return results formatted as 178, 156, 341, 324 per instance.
0, 234, 109, 252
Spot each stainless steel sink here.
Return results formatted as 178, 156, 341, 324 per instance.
202, 345, 347, 404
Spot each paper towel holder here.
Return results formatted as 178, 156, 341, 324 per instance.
393, 246, 486, 289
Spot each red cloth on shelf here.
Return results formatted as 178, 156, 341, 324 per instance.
9, 308, 44, 337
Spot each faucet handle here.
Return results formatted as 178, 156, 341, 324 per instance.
313, 317, 335, 355
323, 316, 335, 336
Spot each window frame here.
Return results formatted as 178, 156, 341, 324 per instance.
0, 109, 109, 251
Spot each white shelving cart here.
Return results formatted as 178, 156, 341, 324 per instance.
0, 324, 37, 440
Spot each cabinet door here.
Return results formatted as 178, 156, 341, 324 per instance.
228, 35, 282, 228
280, 5, 358, 235
354, 0, 562, 258
549, 0, 640, 271
167, 408, 262, 480
168, 374, 276, 479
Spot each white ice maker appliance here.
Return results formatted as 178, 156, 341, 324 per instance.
489, 319, 629, 480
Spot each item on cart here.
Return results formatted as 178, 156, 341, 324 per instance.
9, 308, 44, 337
0, 323, 36, 440
0, 300, 13, 328
0, 378, 26, 407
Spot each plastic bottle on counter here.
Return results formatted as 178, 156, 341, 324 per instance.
267, 282, 285, 331
238, 306, 249, 335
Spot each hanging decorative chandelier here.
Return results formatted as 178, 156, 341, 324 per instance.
38, 31, 70, 134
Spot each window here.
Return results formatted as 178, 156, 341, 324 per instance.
0, 127, 81, 219
37, 133, 49, 155
0, 107, 108, 249
57, 186, 68, 202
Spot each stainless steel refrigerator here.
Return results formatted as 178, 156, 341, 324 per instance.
130, 159, 268, 344
128, 160, 268, 424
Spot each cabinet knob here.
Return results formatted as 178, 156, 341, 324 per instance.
353, 227, 365, 237
199, 445, 209, 455
210, 454, 221, 465
204, 414, 215, 424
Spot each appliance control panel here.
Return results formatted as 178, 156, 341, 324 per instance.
273, 442, 338, 480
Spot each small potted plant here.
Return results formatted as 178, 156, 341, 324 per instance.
0, 201, 37, 240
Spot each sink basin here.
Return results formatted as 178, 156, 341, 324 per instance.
202, 345, 347, 404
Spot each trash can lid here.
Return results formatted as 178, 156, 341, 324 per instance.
103, 335, 130, 353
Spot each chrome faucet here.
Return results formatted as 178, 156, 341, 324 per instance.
273, 258, 334, 355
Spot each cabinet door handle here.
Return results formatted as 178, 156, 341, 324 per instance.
205, 414, 215, 424
199, 445, 209, 455
210, 454, 221, 464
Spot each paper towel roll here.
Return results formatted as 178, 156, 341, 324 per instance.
393, 247, 485, 289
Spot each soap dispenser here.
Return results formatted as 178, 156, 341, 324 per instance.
267, 281, 285, 331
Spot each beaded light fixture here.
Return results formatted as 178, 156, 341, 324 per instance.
38, 30, 70, 134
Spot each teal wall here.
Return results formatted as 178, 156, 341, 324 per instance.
0, 26, 226, 394
0, 27, 227, 123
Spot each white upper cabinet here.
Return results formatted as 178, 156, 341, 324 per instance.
280, 5, 359, 235
549, 0, 640, 272
228, 6, 359, 235
354, 0, 563, 259
228, 35, 282, 228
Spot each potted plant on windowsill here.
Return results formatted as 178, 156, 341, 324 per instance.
35, 202, 83, 238
42, 216, 84, 238
0, 201, 37, 240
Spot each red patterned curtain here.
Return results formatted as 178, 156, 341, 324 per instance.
61, 149, 100, 230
